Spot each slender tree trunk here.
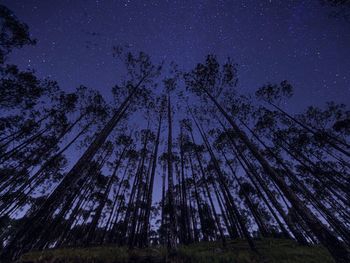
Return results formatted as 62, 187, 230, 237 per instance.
128, 129, 150, 248
268, 101, 350, 154
85, 146, 127, 244
179, 128, 192, 244
141, 112, 162, 246
203, 89, 350, 262
188, 130, 226, 245
166, 95, 177, 249
0, 118, 91, 216
188, 155, 207, 241
191, 112, 257, 251
242, 121, 350, 244
1, 89, 136, 261
160, 164, 167, 244
222, 151, 269, 238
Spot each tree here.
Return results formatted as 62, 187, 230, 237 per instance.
185, 55, 350, 263
1, 51, 160, 260
0, 4, 35, 64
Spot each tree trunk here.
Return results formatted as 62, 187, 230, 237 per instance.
1, 89, 136, 261
166, 95, 177, 249
141, 112, 162, 246
203, 89, 350, 263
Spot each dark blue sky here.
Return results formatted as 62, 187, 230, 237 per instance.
3, 0, 350, 111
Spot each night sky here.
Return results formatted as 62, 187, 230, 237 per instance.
2, 0, 350, 113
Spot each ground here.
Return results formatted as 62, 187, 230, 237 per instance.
18, 238, 335, 263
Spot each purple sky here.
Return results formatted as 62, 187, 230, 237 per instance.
3, 0, 350, 112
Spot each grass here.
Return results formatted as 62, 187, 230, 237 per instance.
19, 238, 335, 263
19, 246, 167, 263
176, 238, 335, 263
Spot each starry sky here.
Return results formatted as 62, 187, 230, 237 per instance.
3, 0, 350, 112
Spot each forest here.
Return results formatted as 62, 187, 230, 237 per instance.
0, 2, 349, 263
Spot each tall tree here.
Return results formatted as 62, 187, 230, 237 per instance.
185, 55, 350, 263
